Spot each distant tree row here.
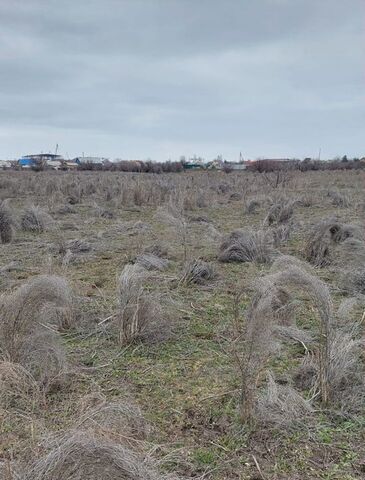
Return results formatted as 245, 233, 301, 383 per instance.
78, 159, 184, 173
247, 157, 365, 173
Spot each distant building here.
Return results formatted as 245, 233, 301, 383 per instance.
225, 162, 246, 171
63, 161, 78, 170
18, 153, 64, 169
0, 160, 11, 169
74, 156, 107, 165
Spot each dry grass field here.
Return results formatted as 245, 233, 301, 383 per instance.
0, 169, 364, 479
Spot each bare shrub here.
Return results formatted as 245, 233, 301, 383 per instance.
114, 265, 163, 345
22, 432, 162, 480
135, 254, 168, 271
179, 259, 215, 285
0, 200, 15, 243
21, 206, 54, 233
0, 275, 72, 391
219, 229, 274, 264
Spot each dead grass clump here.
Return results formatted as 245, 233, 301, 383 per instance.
77, 399, 149, 443
0, 200, 16, 243
219, 229, 274, 264
271, 224, 292, 247
115, 265, 163, 345
340, 268, 365, 294
156, 201, 188, 261
179, 259, 215, 285
59, 238, 92, 255
56, 204, 77, 215
229, 192, 242, 202
328, 189, 351, 207
263, 259, 364, 409
0, 275, 72, 391
233, 291, 278, 423
21, 206, 53, 233
143, 243, 168, 258
135, 254, 168, 271
303, 218, 363, 267
22, 432, 161, 480
257, 373, 313, 426
0, 361, 40, 412
264, 198, 295, 226
245, 197, 261, 214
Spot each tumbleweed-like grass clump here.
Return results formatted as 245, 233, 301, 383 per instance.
219, 229, 274, 264
135, 253, 168, 271
0, 275, 73, 391
115, 265, 163, 345
264, 198, 295, 226
303, 218, 363, 267
21, 205, 54, 233
179, 259, 215, 285
22, 432, 162, 480
0, 200, 16, 243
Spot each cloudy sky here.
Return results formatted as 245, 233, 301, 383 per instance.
0, 0, 363, 160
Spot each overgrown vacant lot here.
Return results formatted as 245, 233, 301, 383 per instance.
0, 169, 364, 479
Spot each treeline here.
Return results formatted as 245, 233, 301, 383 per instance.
247, 157, 365, 173
78, 159, 184, 173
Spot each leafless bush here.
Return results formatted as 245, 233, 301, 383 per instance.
22, 432, 162, 480
114, 265, 164, 345
219, 229, 274, 264
179, 259, 215, 285
21, 206, 54, 233
0, 275, 72, 391
0, 200, 15, 243
264, 198, 295, 226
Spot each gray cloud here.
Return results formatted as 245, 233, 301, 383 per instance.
0, 0, 363, 160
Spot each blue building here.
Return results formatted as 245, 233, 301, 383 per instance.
18, 153, 63, 169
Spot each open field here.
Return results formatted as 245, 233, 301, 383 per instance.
0, 169, 364, 479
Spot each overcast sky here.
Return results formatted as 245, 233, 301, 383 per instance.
0, 0, 363, 161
